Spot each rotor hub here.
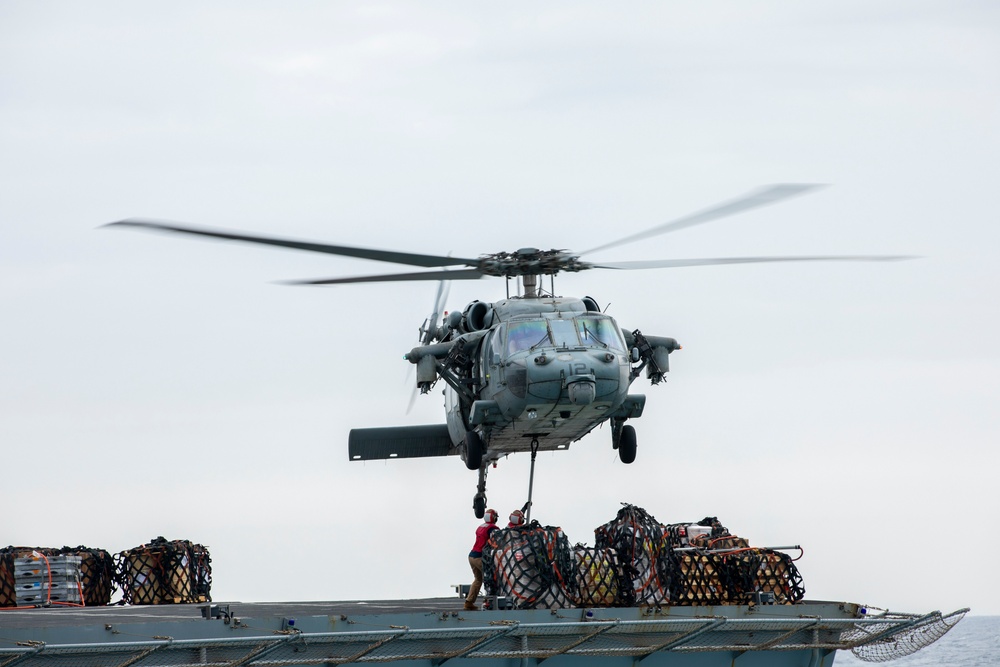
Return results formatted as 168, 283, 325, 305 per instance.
478, 249, 590, 278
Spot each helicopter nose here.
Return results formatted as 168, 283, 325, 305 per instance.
567, 380, 596, 406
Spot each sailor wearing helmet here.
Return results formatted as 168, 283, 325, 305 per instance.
465, 509, 499, 611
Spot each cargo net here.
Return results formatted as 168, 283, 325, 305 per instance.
0, 550, 15, 608
666, 551, 728, 605
669, 521, 804, 605
482, 522, 577, 609
115, 537, 211, 605
62, 546, 115, 606
846, 609, 968, 663
595, 504, 671, 605
590, 509, 806, 607
0, 545, 114, 607
573, 546, 633, 607
666, 547, 805, 606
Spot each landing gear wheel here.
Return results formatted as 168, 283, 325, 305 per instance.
465, 431, 483, 470
618, 424, 637, 464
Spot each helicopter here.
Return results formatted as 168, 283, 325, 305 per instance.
107, 184, 912, 517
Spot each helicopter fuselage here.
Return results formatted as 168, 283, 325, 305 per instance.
443, 296, 645, 460
348, 291, 679, 516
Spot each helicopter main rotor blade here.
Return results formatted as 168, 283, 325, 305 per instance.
592, 255, 918, 270
280, 269, 485, 285
581, 184, 826, 256
106, 219, 480, 269
432, 279, 451, 322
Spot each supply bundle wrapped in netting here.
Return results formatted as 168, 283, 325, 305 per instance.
660, 517, 799, 605
722, 548, 805, 604
477, 505, 805, 610
572, 546, 633, 607
55, 546, 115, 606
115, 537, 212, 605
666, 517, 804, 606
668, 551, 730, 604
0, 550, 15, 607
482, 522, 576, 609
661, 517, 733, 605
589, 506, 805, 607
0, 545, 115, 607
595, 504, 672, 604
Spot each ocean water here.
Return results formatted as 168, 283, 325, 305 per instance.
834, 615, 998, 666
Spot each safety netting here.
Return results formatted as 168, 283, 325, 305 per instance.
115, 537, 212, 605
482, 522, 576, 609
846, 609, 968, 662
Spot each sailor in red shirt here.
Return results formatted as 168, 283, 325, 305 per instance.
464, 509, 498, 611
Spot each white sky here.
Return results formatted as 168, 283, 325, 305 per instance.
2, 2, 998, 616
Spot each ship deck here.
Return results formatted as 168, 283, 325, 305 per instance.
0, 598, 967, 667
0, 597, 461, 630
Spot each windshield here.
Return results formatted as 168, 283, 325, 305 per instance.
576, 316, 625, 351
506, 318, 584, 353
507, 320, 549, 354
508, 317, 622, 354
549, 319, 578, 348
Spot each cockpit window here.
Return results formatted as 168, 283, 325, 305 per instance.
577, 316, 625, 351
492, 325, 504, 356
506, 320, 549, 354
549, 319, 579, 348
507, 317, 622, 354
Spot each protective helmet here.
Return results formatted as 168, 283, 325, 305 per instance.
483, 509, 499, 524
508, 509, 525, 527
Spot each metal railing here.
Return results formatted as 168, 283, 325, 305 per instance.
0, 610, 967, 667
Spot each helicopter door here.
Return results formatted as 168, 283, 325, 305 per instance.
480, 326, 503, 399
444, 385, 465, 446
